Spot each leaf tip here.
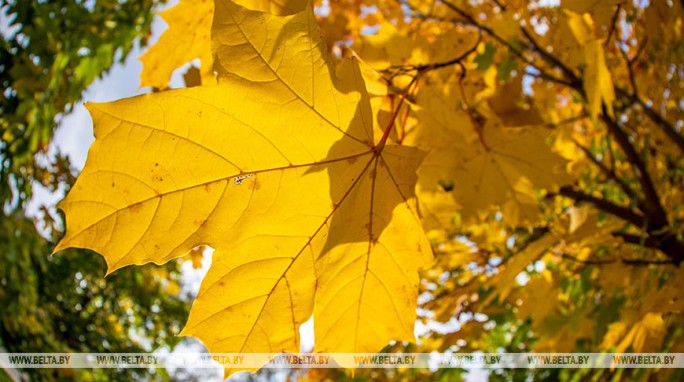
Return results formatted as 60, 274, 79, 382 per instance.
51, 241, 67, 256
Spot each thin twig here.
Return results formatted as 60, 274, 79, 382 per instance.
542, 114, 588, 129
600, 105, 669, 228
604, 5, 622, 47
619, 48, 638, 96
520, 27, 582, 90
441, 0, 574, 87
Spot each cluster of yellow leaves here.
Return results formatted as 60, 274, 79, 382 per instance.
385, 3, 680, 377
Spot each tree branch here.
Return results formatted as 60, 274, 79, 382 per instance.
411, 0, 684, 263
543, 114, 588, 129
441, 0, 574, 87
613, 232, 684, 264
520, 27, 582, 90
391, 32, 481, 73
556, 186, 646, 228
560, 252, 678, 266
604, 5, 621, 47
599, 105, 669, 227
439, 0, 683, 158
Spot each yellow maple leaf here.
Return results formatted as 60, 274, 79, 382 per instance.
563, 10, 616, 118
138, 0, 215, 89
459, 125, 571, 224
402, 82, 476, 229
412, 121, 571, 225
489, 11, 521, 41
139, 0, 308, 90
603, 313, 666, 353
56, 0, 432, 374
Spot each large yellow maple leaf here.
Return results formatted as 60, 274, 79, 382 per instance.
56, 0, 432, 370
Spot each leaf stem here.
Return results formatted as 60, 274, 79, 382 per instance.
375, 76, 419, 152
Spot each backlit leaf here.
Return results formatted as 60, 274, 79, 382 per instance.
56, 0, 432, 373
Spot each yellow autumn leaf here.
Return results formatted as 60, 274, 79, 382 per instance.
139, 0, 308, 90
139, 0, 215, 89
600, 320, 627, 349
563, 10, 615, 118
489, 11, 521, 41
461, 125, 571, 224
56, 0, 432, 374
583, 39, 615, 118
413, 122, 571, 225
627, 313, 666, 352
604, 313, 666, 353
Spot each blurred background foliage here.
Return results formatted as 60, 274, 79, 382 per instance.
1, 0, 160, 206
0, 1, 192, 381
